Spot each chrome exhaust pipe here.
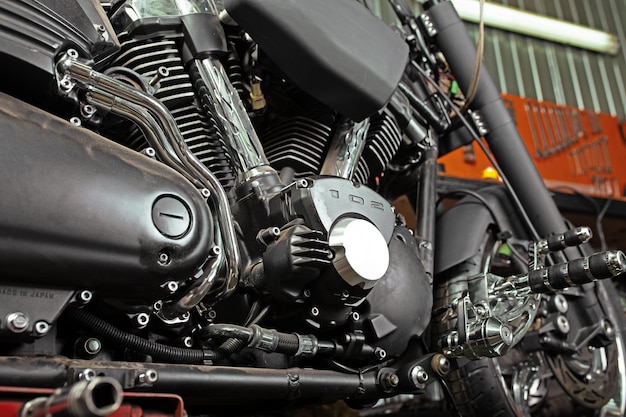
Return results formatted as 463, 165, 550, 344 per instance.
20, 377, 123, 417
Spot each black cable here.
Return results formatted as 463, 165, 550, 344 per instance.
411, 61, 542, 242
65, 307, 209, 364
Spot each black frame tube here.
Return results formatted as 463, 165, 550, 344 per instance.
426, 1, 569, 238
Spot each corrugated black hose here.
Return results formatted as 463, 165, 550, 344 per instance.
65, 307, 212, 364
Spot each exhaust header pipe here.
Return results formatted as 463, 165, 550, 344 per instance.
20, 377, 123, 417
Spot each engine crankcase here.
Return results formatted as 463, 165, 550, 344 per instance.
0, 92, 213, 301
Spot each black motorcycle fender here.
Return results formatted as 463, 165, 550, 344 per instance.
434, 186, 527, 275
0, 92, 213, 300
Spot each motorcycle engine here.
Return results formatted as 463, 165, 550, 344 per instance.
0, 0, 431, 369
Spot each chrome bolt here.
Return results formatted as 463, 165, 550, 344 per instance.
141, 147, 156, 158
137, 369, 158, 385
166, 281, 179, 294
134, 313, 150, 328
34, 321, 50, 336
80, 103, 96, 119
66, 49, 79, 59
501, 325, 513, 345
303, 289, 311, 298
7, 312, 29, 333
201, 188, 211, 199
556, 315, 570, 334
78, 290, 93, 304
310, 306, 320, 317
602, 319, 615, 338
351, 311, 360, 322
79, 368, 96, 381
182, 336, 193, 348
374, 347, 387, 361
553, 294, 568, 313
158, 251, 170, 265
69, 117, 81, 127
153, 300, 163, 312
410, 365, 429, 388
96, 25, 106, 33
83, 338, 102, 356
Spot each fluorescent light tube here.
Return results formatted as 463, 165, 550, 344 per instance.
450, 0, 619, 55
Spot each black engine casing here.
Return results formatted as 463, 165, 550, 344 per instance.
0, 92, 213, 301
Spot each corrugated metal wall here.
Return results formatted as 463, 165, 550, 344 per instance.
370, 0, 626, 118
470, 0, 626, 119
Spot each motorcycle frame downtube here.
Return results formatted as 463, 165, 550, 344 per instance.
426, 1, 573, 246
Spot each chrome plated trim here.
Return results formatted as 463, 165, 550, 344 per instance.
58, 56, 241, 305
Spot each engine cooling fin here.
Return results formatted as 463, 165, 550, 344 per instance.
353, 110, 403, 185
263, 114, 335, 178
110, 33, 236, 190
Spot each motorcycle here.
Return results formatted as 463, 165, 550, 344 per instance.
0, 0, 624, 416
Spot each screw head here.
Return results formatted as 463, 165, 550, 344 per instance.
34, 321, 50, 336
79, 368, 96, 381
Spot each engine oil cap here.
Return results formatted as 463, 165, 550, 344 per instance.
152, 195, 192, 239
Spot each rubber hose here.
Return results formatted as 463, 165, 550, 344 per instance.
65, 307, 208, 364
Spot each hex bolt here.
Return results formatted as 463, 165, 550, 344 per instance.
374, 347, 387, 361
96, 24, 106, 33
79, 368, 96, 381
410, 365, 429, 388
379, 372, 399, 391
7, 312, 29, 333
166, 281, 179, 294
83, 337, 102, 356
78, 290, 93, 304
137, 369, 158, 384
601, 319, 615, 338
34, 321, 50, 336
158, 251, 170, 265
80, 103, 96, 119
134, 313, 150, 329
141, 147, 156, 158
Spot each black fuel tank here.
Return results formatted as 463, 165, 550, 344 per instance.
0, 92, 213, 300
223, 0, 408, 122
